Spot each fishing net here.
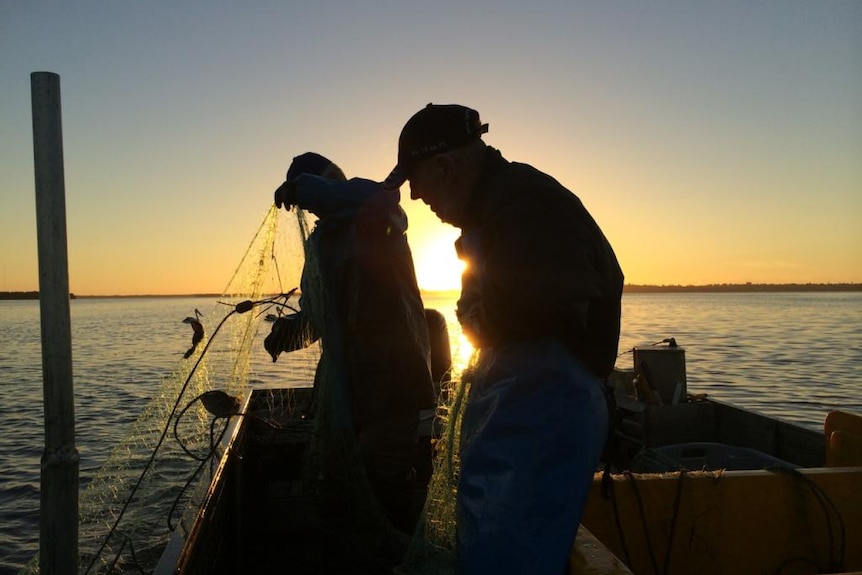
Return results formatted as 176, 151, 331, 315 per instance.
20, 203, 471, 575
20, 206, 309, 574
395, 364, 472, 575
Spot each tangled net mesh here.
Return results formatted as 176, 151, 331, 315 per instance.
396, 365, 473, 575
20, 205, 471, 574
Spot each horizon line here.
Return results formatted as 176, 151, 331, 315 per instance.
3, 281, 862, 299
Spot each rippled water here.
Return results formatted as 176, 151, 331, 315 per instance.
1, 292, 860, 573
617, 292, 862, 428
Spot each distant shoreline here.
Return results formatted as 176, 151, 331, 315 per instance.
3, 283, 861, 300
622, 283, 862, 293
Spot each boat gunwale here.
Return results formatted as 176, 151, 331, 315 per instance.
153, 389, 256, 575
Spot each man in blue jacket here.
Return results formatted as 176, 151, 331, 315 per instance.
266, 152, 436, 536
385, 105, 624, 574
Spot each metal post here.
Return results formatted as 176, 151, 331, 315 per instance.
31, 71, 79, 574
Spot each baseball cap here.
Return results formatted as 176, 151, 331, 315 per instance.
383, 103, 488, 191
286, 152, 334, 182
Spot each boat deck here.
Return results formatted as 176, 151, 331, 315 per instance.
161, 386, 636, 574
160, 380, 862, 575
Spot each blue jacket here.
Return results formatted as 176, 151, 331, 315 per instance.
293, 175, 436, 425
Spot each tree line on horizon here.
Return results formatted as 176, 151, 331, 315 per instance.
622, 282, 862, 293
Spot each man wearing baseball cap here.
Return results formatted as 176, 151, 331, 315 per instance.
388, 104, 624, 574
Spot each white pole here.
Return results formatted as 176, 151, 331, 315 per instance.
31, 71, 79, 574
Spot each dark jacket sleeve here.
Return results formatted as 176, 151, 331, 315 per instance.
293, 175, 389, 219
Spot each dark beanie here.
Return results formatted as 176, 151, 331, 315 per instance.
286, 152, 333, 182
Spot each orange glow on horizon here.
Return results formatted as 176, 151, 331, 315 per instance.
413, 235, 466, 292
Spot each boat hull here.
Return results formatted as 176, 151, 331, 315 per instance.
582, 467, 862, 575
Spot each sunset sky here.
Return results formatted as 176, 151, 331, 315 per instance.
2, 2, 860, 296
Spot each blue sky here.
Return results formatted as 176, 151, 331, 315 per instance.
2, 1, 860, 294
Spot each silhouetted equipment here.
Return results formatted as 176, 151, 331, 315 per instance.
199, 390, 241, 419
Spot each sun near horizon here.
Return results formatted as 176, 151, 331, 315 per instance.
412, 235, 466, 293
4, 201, 860, 297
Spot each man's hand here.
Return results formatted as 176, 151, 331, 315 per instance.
274, 180, 298, 210
263, 314, 314, 361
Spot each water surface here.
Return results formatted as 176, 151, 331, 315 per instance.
1, 292, 860, 573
